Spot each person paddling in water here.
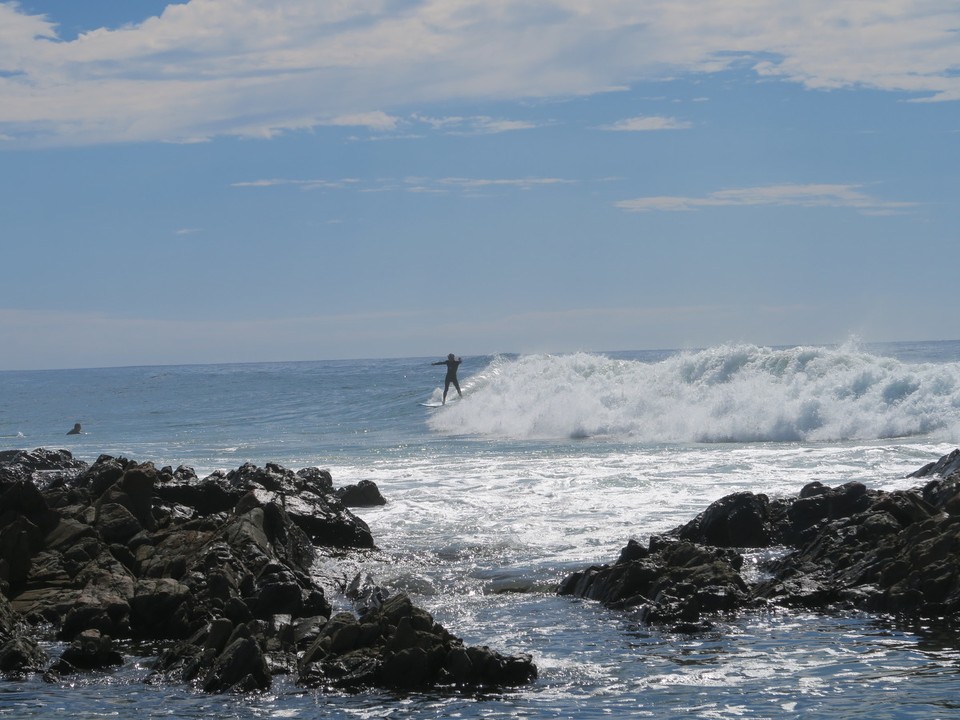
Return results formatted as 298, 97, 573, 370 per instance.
432, 354, 463, 404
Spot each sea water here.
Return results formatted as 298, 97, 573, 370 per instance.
2, 341, 960, 719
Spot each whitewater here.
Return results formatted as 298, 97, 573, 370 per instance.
2, 341, 960, 719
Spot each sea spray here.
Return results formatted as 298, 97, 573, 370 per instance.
428, 344, 960, 442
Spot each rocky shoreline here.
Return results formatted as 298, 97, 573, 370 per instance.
4, 446, 960, 694
560, 448, 960, 631
0, 449, 536, 692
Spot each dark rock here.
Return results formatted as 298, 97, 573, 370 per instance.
76, 457, 126, 498
0, 515, 46, 596
0, 593, 47, 678
49, 629, 123, 673
154, 462, 375, 549
93, 503, 143, 543
296, 467, 334, 495
0, 449, 88, 490
0, 635, 48, 678
202, 635, 270, 693
1, 449, 531, 697
297, 592, 537, 691
561, 451, 960, 630
336, 480, 387, 507
0, 480, 50, 527
559, 539, 748, 627
908, 448, 960, 480
616, 538, 649, 564
155, 470, 242, 516
676, 492, 772, 548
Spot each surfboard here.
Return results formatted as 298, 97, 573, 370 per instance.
419, 397, 461, 408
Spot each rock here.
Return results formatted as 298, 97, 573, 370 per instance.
345, 572, 388, 615
676, 491, 772, 548
0, 515, 46, 596
297, 592, 537, 691
562, 450, 960, 629
336, 480, 387, 507
75, 457, 126, 498
0, 449, 88, 491
154, 462, 376, 549
0, 593, 47, 678
49, 629, 123, 673
558, 539, 748, 628
908, 448, 960, 480
93, 503, 143, 543
0, 635, 48, 678
201, 635, 270, 693
0, 448, 536, 697
155, 470, 241, 516
296, 467, 334, 495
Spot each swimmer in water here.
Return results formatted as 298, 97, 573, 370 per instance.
67, 423, 82, 435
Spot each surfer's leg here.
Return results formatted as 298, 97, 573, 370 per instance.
453, 379, 462, 397
443, 379, 450, 404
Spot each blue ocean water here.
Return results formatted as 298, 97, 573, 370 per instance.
2, 341, 960, 719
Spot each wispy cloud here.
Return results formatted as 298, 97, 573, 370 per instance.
327, 111, 401, 131
231, 178, 360, 190
412, 114, 541, 135
233, 175, 574, 195
1, 1, 957, 147
598, 115, 692, 132
616, 183, 917, 215
436, 177, 574, 191
175, 227, 202, 235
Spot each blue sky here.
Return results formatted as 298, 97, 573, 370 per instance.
1, 1, 958, 370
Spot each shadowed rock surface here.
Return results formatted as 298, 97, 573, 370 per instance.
0, 448, 536, 694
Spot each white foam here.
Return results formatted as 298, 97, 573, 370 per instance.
427, 345, 960, 443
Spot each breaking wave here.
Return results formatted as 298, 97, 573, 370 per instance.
427, 343, 960, 443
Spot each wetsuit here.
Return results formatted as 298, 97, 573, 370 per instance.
432, 357, 462, 403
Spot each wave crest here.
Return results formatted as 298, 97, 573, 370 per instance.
427, 344, 960, 443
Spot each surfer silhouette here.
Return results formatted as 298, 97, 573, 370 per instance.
432, 354, 463, 404
67, 422, 82, 435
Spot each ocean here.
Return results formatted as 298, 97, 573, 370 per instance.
2, 340, 960, 719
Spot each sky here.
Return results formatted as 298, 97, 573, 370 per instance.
1, 1, 958, 370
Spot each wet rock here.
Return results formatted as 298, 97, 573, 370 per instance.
562, 449, 960, 629
908, 448, 960, 481
0, 635, 48, 678
336, 480, 387, 507
0, 449, 88, 491
201, 634, 270, 693
0, 593, 46, 678
297, 592, 537, 691
1, 448, 535, 696
676, 491, 772, 548
558, 538, 749, 628
49, 629, 124, 674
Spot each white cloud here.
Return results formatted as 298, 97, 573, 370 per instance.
411, 114, 540, 135
230, 177, 360, 190
231, 175, 573, 194
437, 177, 574, 191
598, 115, 692, 131
3, 0, 955, 146
615, 183, 918, 214
327, 111, 401, 131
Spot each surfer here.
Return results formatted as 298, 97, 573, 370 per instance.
432, 354, 463, 404
67, 422, 82, 435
